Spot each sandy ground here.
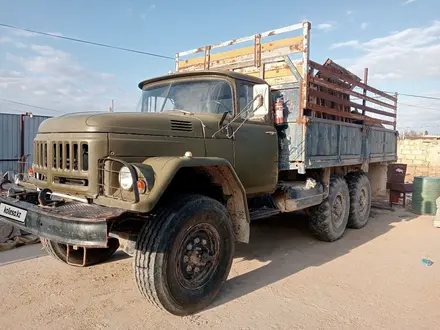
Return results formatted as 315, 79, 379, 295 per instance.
1, 207, 440, 330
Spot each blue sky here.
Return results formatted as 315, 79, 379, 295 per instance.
0, 0, 439, 132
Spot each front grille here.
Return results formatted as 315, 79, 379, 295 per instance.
34, 141, 48, 168
34, 141, 88, 171
30, 135, 107, 195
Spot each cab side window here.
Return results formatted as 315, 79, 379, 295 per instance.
238, 83, 254, 120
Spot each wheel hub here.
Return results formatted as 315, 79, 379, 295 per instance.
358, 186, 368, 216
332, 193, 346, 227
176, 224, 220, 290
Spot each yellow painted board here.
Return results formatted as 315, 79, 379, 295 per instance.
242, 66, 303, 77
180, 63, 303, 80
235, 68, 296, 79
265, 76, 298, 86
179, 36, 304, 69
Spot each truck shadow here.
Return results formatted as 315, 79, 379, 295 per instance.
208, 207, 418, 310
102, 250, 131, 264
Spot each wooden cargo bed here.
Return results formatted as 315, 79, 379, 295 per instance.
176, 21, 398, 171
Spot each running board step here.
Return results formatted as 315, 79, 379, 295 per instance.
249, 208, 280, 221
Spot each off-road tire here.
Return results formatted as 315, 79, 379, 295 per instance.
309, 176, 350, 242
134, 194, 234, 316
345, 172, 372, 229
41, 238, 120, 267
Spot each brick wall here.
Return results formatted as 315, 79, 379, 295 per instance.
397, 138, 440, 182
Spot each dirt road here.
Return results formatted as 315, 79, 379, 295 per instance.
1, 208, 440, 330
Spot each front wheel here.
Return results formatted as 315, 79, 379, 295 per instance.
134, 194, 234, 316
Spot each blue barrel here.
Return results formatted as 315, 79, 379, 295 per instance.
412, 176, 440, 215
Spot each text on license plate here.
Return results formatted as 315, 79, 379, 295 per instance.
0, 203, 27, 223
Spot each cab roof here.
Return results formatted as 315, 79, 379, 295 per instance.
138, 70, 267, 89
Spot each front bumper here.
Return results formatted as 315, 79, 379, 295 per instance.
0, 187, 126, 248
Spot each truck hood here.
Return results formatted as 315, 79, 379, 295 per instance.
38, 111, 206, 137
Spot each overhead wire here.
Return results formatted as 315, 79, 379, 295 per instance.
0, 97, 63, 113
397, 102, 440, 112
0, 23, 174, 60
400, 124, 440, 129
387, 92, 440, 101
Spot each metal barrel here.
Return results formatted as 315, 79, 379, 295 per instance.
412, 176, 440, 215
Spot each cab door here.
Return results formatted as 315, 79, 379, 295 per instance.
232, 81, 278, 194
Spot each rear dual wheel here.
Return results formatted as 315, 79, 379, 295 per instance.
309, 173, 371, 242
346, 172, 372, 229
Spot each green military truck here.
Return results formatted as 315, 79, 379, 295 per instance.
0, 21, 398, 315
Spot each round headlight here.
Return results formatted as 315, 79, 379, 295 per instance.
118, 166, 134, 191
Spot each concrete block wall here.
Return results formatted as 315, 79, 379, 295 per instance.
368, 163, 388, 197
397, 138, 440, 182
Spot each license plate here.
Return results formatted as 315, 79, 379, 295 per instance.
0, 203, 27, 223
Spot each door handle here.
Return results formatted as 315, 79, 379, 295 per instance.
265, 131, 276, 136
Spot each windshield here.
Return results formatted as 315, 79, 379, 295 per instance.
139, 79, 233, 114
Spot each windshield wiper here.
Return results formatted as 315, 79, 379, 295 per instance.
159, 83, 173, 112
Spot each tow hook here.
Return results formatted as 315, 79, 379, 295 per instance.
38, 188, 52, 206
38, 188, 64, 207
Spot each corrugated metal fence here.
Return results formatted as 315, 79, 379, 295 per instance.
0, 113, 51, 174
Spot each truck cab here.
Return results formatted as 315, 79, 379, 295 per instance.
138, 71, 279, 194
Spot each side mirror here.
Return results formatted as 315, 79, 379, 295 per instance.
252, 84, 270, 118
